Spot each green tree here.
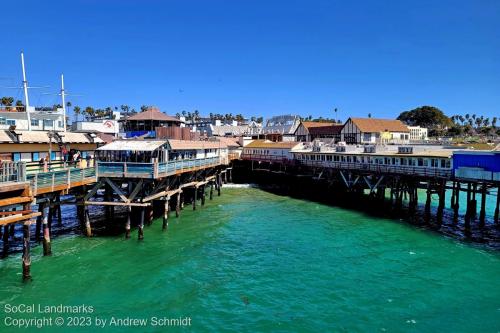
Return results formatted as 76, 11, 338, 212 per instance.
73, 106, 81, 122
397, 106, 452, 132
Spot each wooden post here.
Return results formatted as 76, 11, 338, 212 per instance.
2, 225, 9, 255
193, 187, 197, 210
471, 183, 477, 218
176, 192, 181, 217
84, 207, 92, 237
217, 174, 221, 196
138, 207, 145, 240
35, 203, 43, 242
479, 184, 487, 228
425, 181, 431, 222
494, 186, 499, 224
201, 185, 205, 206
450, 181, 456, 209
147, 205, 154, 225
125, 206, 131, 238
225, 170, 228, 183
229, 169, 233, 182
163, 198, 169, 230
42, 205, 52, 256
56, 194, 62, 225
22, 222, 31, 281
48, 199, 54, 230
209, 182, 213, 200
453, 182, 460, 222
465, 183, 471, 228
180, 192, 184, 209
436, 180, 445, 225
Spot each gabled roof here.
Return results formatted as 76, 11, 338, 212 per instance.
126, 108, 182, 122
301, 121, 336, 129
309, 124, 343, 135
245, 140, 300, 149
349, 118, 409, 133
215, 137, 241, 148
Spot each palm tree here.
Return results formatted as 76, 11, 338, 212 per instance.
483, 118, 490, 127
459, 115, 465, 125
465, 114, 470, 121
15, 100, 24, 112
492, 117, 497, 128
472, 114, 476, 120
120, 104, 130, 118
73, 106, 81, 122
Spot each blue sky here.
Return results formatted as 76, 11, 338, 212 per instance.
1, 0, 499, 121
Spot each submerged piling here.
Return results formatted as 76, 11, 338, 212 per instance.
22, 222, 31, 281
42, 204, 51, 256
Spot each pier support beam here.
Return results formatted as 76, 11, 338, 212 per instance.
436, 180, 446, 225
22, 222, 31, 281
138, 207, 145, 240
217, 174, 221, 196
453, 182, 460, 222
193, 187, 197, 210
479, 184, 487, 228
176, 192, 181, 217
163, 198, 169, 230
201, 185, 206, 206
125, 206, 131, 238
55, 194, 62, 225
465, 183, 472, 229
209, 182, 213, 200
42, 204, 52, 256
35, 203, 43, 242
84, 207, 92, 237
425, 182, 431, 222
2, 225, 9, 255
495, 186, 499, 224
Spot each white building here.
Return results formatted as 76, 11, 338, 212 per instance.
408, 126, 428, 141
71, 119, 120, 136
340, 117, 410, 144
0, 106, 65, 131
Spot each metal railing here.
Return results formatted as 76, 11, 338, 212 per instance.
27, 167, 96, 195
97, 156, 222, 179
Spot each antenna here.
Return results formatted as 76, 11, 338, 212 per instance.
21, 51, 32, 131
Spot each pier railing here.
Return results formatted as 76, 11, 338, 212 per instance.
298, 160, 452, 178
0, 161, 26, 183
27, 167, 97, 195
97, 156, 222, 179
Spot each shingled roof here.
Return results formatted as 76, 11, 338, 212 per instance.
349, 118, 409, 133
126, 108, 182, 122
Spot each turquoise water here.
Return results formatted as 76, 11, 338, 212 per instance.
0, 187, 499, 332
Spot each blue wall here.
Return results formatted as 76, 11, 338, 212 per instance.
453, 152, 500, 172
125, 131, 156, 138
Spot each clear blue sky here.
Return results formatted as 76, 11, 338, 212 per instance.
1, 0, 499, 121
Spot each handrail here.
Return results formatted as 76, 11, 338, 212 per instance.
0, 161, 27, 183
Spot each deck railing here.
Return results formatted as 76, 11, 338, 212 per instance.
27, 167, 96, 195
97, 156, 222, 179
298, 159, 452, 178
0, 161, 26, 183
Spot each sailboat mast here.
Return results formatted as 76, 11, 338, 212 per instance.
61, 74, 67, 132
21, 52, 32, 131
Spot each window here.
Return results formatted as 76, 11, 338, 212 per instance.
32, 152, 39, 161
58, 120, 63, 127
6, 119, 15, 126
44, 119, 54, 127
13, 153, 21, 161
31, 119, 39, 126
51, 152, 57, 161
363, 133, 371, 142
0, 117, 5, 125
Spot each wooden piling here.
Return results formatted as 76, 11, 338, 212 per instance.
2, 225, 9, 254
125, 206, 131, 238
436, 180, 445, 225
22, 222, 31, 281
138, 207, 145, 240
193, 187, 197, 210
425, 181, 431, 222
450, 181, 456, 209
471, 183, 477, 218
201, 185, 206, 206
42, 204, 52, 256
176, 192, 181, 217
35, 203, 43, 242
465, 183, 472, 229
494, 186, 499, 224
217, 174, 221, 196
209, 182, 213, 200
84, 207, 92, 237
453, 182, 460, 222
56, 194, 62, 225
163, 199, 169, 230
479, 184, 487, 228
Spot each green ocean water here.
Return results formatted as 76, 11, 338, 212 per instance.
0, 187, 499, 332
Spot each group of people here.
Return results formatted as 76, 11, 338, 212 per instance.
37, 150, 94, 170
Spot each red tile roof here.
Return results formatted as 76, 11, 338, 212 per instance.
126, 107, 182, 122
308, 124, 343, 135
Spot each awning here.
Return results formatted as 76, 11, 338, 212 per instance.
97, 140, 166, 152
